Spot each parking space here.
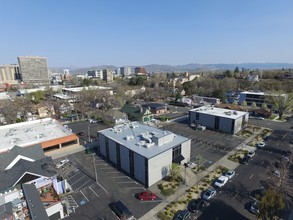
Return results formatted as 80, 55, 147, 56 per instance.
67, 170, 95, 191
163, 121, 243, 168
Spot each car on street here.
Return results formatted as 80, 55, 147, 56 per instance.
250, 200, 260, 214
214, 175, 229, 188
188, 198, 205, 213
239, 156, 250, 164
256, 142, 265, 148
174, 210, 190, 220
224, 170, 236, 179
56, 159, 69, 169
202, 188, 217, 200
137, 191, 157, 201
247, 151, 255, 158
109, 201, 134, 220
256, 117, 264, 120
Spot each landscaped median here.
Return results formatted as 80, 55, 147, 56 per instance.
156, 165, 228, 220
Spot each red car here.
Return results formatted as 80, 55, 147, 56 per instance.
137, 191, 157, 201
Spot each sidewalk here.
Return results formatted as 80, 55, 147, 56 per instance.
139, 128, 263, 220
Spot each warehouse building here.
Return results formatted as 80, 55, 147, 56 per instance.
189, 106, 249, 135
98, 122, 191, 187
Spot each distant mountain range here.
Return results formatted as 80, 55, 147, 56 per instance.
50, 63, 293, 74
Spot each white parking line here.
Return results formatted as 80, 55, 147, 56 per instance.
76, 179, 92, 191
67, 195, 78, 207
67, 171, 81, 181
80, 190, 89, 202
89, 186, 99, 198
117, 181, 137, 184
70, 175, 87, 186
95, 182, 110, 195
111, 176, 130, 179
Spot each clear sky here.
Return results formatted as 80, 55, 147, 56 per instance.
1, 0, 293, 67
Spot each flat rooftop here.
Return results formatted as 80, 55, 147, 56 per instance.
0, 118, 74, 153
98, 121, 190, 159
190, 106, 248, 119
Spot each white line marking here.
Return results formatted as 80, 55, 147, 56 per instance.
80, 190, 89, 202
70, 175, 87, 186
117, 181, 137, 184
111, 176, 130, 179
67, 171, 81, 180
89, 186, 99, 198
76, 179, 92, 191
67, 195, 78, 207
123, 187, 145, 190
249, 174, 254, 180
95, 182, 110, 195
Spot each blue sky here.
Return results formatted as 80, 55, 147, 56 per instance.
1, 0, 293, 67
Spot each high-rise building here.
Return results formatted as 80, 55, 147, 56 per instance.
87, 69, 103, 79
134, 67, 147, 75
17, 56, 49, 84
102, 69, 113, 83
121, 66, 132, 77
0, 64, 21, 83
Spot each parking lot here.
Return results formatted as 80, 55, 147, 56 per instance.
163, 118, 244, 168
55, 151, 161, 219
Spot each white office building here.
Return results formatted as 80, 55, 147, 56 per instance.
189, 107, 249, 135
98, 122, 191, 187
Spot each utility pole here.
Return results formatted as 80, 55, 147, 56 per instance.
92, 153, 98, 183
88, 123, 91, 143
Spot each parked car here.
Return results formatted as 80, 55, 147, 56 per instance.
264, 136, 272, 141
214, 175, 229, 188
109, 201, 134, 220
174, 210, 190, 220
256, 142, 265, 148
247, 151, 255, 158
77, 131, 84, 136
89, 118, 98, 123
239, 156, 250, 164
56, 159, 69, 169
250, 200, 260, 214
256, 117, 264, 120
224, 170, 235, 180
137, 191, 156, 201
188, 198, 205, 213
273, 169, 281, 178
202, 188, 217, 200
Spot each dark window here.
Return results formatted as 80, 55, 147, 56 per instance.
145, 158, 148, 186
172, 145, 182, 159
129, 150, 134, 177
116, 143, 121, 168
231, 119, 235, 133
196, 113, 199, 120
105, 138, 109, 160
215, 116, 220, 130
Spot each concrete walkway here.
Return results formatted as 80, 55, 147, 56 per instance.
139, 128, 264, 220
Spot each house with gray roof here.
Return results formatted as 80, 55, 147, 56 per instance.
0, 144, 45, 171
98, 121, 191, 187
0, 157, 56, 192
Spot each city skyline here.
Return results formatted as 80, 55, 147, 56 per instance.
1, 0, 293, 67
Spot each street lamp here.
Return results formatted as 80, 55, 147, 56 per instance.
92, 153, 98, 183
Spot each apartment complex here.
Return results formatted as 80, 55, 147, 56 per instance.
102, 69, 113, 83
98, 122, 191, 187
0, 64, 21, 83
189, 106, 249, 135
17, 56, 49, 84
87, 69, 103, 79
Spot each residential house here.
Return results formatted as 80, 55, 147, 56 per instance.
142, 103, 168, 115
121, 104, 154, 123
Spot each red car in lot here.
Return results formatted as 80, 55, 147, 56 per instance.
137, 191, 157, 201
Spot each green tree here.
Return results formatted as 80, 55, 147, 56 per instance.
223, 70, 232, 78
234, 66, 240, 73
251, 102, 257, 108
258, 189, 285, 220
241, 100, 247, 107
169, 163, 180, 181
267, 92, 293, 119
261, 102, 268, 110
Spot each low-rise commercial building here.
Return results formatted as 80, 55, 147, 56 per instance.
189, 106, 249, 135
98, 122, 191, 187
0, 118, 79, 154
